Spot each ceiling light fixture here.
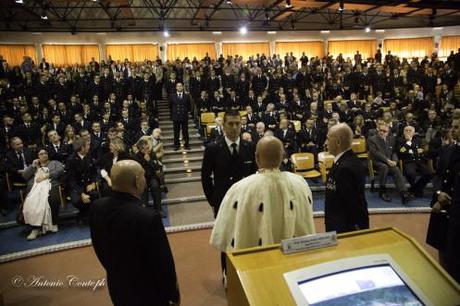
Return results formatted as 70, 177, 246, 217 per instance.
285, 0, 292, 8
365, 27, 371, 33
15, 0, 24, 4
41, 14, 48, 20
267, 31, 277, 34
240, 26, 247, 34
433, 27, 443, 30
163, 30, 170, 37
212, 31, 222, 35
375, 29, 385, 33
321, 30, 330, 34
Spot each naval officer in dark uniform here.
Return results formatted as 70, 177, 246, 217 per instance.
325, 123, 369, 233
90, 160, 180, 306
201, 109, 257, 217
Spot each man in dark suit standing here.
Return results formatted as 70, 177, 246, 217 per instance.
90, 160, 180, 306
201, 109, 257, 279
325, 123, 369, 233
202, 110, 257, 218
170, 82, 191, 150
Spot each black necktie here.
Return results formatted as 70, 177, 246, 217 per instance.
55, 145, 59, 152
231, 143, 238, 159
17, 152, 25, 170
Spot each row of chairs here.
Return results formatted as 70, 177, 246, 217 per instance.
199, 111, 303, 137
5, 172, 100, 209
291, 138, 372, 183
291, 137, 434, 186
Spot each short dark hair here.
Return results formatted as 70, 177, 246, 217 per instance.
73, 137, 87, 152
223, 110, 241, 123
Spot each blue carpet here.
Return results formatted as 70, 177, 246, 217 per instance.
0, 189, 430, 256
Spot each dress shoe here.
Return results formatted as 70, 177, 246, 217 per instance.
379, 192, 392, 202
401, 192, 412, 205
27, 229, 40, 241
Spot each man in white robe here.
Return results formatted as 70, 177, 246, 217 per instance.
210, 136, 315, 252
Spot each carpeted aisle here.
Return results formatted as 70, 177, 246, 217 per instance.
0, 213, 437, 306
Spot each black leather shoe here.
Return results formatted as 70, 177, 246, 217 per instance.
379, 192, 392, 202
401, 192, 411, 205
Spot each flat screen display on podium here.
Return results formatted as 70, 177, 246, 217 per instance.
284, 254, 432, 306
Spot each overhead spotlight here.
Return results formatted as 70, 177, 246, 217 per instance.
15, 0, 24, 4
41, 14, 48, 20
239, 26, 247, 34
338, 1, 344, 11
163, 30, 170, 37
365, 27, 371, 33
285, 0, 292, 8
226, 0, 232, 4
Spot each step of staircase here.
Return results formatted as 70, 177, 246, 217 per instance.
162, 139, 203, 148
164, 165, 202, 174
162, 155, 203, 164
164, 171, 202, 184
164, 160, 202, 169
164, 147, 205, 155
164, 181, 205, 199
161, 134, 201, 141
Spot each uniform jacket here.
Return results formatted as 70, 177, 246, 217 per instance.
90, 191, 179, 306
325, 150, 369, 233
201, 137, 256, 214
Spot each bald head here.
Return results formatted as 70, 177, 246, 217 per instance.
111, 160, 146, 198
327, 123, 353, 156
255, 136, 284, 169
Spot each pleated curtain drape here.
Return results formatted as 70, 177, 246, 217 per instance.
275, 41, 325, 59
383, 37, 434, 59
327, 39, 377, 60
167, 43, 216, 61
105, 44, 159, 62
439, 35, 460, 58
42, 44, 100, 66
222, 42, 270, 60
0, 44, 37, 67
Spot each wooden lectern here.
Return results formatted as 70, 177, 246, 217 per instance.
226, 227, 460, 306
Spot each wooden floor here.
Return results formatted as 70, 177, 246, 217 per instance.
0, 213, 438, 306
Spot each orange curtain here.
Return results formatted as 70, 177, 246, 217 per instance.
167, 43, 216, 61
222, 42, 270, 60
440, 35, 460, 58
275, 41, 325, 59
384, 37, 434, 59
106, 44, 159, 62
42, 44, 100, 66
327, 39, 377, 60
0, 44, 36, 67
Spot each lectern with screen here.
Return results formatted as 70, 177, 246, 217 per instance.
284, 254, 430, 306
225, 228, 460, 306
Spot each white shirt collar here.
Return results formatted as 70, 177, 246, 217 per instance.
333, 148, 351, 164
225, 136, 240, 150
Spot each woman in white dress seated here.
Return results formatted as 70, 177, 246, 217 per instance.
22, 148, 64, 240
